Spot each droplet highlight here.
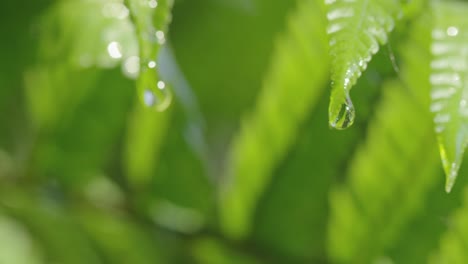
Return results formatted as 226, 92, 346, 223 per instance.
138, 64, 172, 111
107, 41, 123, 59
329, 93, 355, 130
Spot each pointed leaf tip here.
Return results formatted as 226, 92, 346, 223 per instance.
430, 1, 468, 193
444, 161, 461, 193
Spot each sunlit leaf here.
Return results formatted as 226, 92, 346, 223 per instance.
326, 0, 401, 129
429, 1, 468, 192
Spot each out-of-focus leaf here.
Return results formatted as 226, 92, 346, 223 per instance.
24, 0, 137, 131
76, 207, 166, 264
169, 0, 295, 157
375, 11, 459, 264
148, 102, 214, 231
429, 1, 468, 192
429, 187, 468, 264
328, 80, 440, 263
218, 0, 329, 239
124, 103, 171, 188
0, 213, 44, 264
191, 237, 261, 264
326, 0, 401, 129
0, 190, 102, 264
252, 56, 386, 260
31, 70, 133, 187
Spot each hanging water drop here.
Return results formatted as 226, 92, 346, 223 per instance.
124, 0, 173, 111
329, 88, 355, 130
138, 63, 172, 111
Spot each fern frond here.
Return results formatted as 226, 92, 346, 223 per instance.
429, 1, 468, 192
326, 0, 401, 129
219, 0, 329, 239
328, 81, 440, 263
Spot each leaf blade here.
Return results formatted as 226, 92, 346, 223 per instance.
326, 0, 401, 129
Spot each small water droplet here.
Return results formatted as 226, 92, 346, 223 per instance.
148, 0, 158, 9
329, 95, 355, 130
122, 56, 140, 79
157, 81, 165, 89
447, 26, 459, 37
148, 60, 157, 69
107, 41, 122, 59
155, 30, 166, 44
137, 65, 172, 111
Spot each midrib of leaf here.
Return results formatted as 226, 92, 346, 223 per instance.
429, 1, 468, 192
218, 0, 329, 239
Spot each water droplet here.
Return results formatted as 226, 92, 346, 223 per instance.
148, 60, 157, 69
107, 41, 122, 59
148, 0, 158, 9
122, 56, 140, 79
447, 26, 459, 37
155, 30, 166, 44
329, 94, 355, 130
157, 81, 165, 89
137, 64, 172, 111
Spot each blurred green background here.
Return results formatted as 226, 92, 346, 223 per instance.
1, 0, 468, 263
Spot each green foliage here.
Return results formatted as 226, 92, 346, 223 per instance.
4, 0, 468, 263
429, 1, 468, 192
326, 0, 401, 129
429, 186, 468, 264
328, 79, 440, 263
218, 0, 329, 239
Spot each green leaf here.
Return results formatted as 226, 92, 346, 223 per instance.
123, 101, 171, 188
76, 207, 166, 264
326, 0, 401, 129
24, 0, 136, 130
1, 191, 102, 264
429, 188, 468, 264
124, 0, 174, 111
0, 213, 44, 264
25, 0, 174, 131
219, 0, 329, 239
429, 1, 468, 192
31, 69, 133, 187
252, 52, 388, 261
328, 81, 440, 263
191, 238, 261, 264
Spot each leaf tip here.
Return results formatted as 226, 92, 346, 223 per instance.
444, 161, 460, 193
